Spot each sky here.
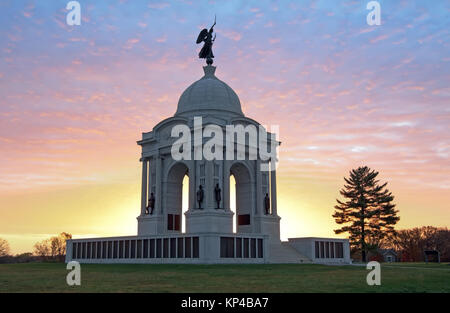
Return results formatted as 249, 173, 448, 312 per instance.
0, 0, 449, 254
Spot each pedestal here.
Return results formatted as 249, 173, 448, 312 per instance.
254, 215, 281, 243
185, 209, 234, 234
137, 214, 163, 235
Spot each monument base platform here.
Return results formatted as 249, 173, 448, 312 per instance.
66, 234, 351, 265
66, 233, 268, 264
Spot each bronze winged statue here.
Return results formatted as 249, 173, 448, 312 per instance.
197, 16, 216, 65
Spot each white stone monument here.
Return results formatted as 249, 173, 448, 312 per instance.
66, 56, 350, 264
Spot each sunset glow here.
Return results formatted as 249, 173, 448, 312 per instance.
0, 1, 449, 254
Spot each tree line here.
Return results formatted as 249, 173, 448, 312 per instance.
0, 233, 71, 263
381, 226, 450, 262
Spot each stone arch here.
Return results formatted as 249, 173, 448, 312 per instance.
230, 161, 254, 233
165, 162, 189, 232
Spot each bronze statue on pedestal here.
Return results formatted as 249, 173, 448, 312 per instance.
214, 183, 221, 209
197, 185, 204, 209
197, 16, 216, 65
264, 193, 270, 215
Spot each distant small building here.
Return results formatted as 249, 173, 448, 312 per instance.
424, 250, 440, 263
378, 249, 397, 262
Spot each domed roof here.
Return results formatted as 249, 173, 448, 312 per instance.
175, 66, 244, 117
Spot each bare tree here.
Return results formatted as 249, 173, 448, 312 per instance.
383, 226, 450, 262
33, 239, 51, 259
0, 238, 11, 257
33, 233, 72, 261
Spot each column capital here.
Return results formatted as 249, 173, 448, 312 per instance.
140, 156, 152, 162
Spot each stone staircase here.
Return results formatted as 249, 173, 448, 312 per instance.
268, 242, 311, 263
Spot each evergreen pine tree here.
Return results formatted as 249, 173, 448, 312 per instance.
333, 166, 400, 262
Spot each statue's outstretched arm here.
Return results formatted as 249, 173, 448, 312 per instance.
210, 15, 216, 32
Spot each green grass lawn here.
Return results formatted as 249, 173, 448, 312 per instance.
0, 262, 449, 293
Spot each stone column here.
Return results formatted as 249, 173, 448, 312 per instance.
255, 159, 262, 215
141, 158, 148, 215
223, 160, 230, 210
205, 161, 213, 210
155, 156, 162, 214
147, 158, 152, 204
189, 160, 196, 210
270, 160, 277, 216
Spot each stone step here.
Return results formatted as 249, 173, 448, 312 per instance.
268, 242, 311, 264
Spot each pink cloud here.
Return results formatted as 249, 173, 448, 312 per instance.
221, 30, 242, 41
370, 35, 389, 43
